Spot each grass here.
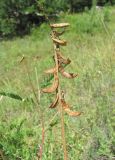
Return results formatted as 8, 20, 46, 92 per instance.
0, 6, 115, 160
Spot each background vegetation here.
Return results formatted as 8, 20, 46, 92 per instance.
0, 0, 115, 37
0, 1, 115, 160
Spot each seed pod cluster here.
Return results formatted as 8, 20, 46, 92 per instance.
42, 23, 82, 117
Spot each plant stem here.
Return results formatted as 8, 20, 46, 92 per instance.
58, 87, 68, 160
52, 32, 68, 160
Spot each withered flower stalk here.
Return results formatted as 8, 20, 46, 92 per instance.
42, 23, 82, 160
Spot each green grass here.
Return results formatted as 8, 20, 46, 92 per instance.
0, 6, 115, 160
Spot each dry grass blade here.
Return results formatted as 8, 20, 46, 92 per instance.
44, 67, 56, 74
50, 23, 70, 28
49, 93, 59, 108
42, 74, 59, 93
19, 55, 25, 63
60, 68, 78, 79
52, 37, 67, 46
0, 96, 3, 102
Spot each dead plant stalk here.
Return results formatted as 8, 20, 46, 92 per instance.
42, 23, 82, 160
53, 35, 68, 160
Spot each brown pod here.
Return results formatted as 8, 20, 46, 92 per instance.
54, 30, 65, 37
50, 23, 70, 28
52, 37, 67, 46
42, 74, 59, 93
61, 99, 81, 117
57, 52, 71, 65
49, 93, 59, 108
64, 109, 82, 117
44, 67, 56, 74
61, 99, 70, 110
60, 68, 78, 79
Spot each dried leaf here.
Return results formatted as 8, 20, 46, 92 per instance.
42, 74, 59, 93
49, 93, 59, 108
50, 23, 70, 28
60, 68, 78, 79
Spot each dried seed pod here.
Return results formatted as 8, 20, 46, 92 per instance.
52, 37, 67, 46
64, 109, 82, 117
57, 52, 71, 65
52, 55, 71, 67
61, 99, 70, 110
49, 93, 59, 108
61, 99, 81, 117
42, 74, 59, 93
54, 30, 65, 37
60, 68, 78, 79
50, 23, 70, 28
44, 67, 56, 74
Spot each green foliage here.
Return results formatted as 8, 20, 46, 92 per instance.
0, 0, 114, 37
31, 23, 50, 40
64, 7, 111, 34
38, 0, 68, 14
0, 118, 36, 159
0, 92, 23, 101
0, 0, 41, 37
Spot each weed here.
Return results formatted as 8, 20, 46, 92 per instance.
0, 6, 114, 160
41, 23, 82, 159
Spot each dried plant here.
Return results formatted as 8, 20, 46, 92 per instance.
41, 23, 82, 160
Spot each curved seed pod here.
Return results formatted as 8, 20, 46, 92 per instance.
64, 109, 82, 116
61, 99, 81, 117
53, 30, 65, 37
52, 55, 71, 67
42, 74, 59, 93
60, 68, 78, 79
49, 93, 59, 108
44, 67, 56, 74
57, 52, 71, 65
50, 23, 70, 28
61, 99, 70, 110
52, 37, 67, 46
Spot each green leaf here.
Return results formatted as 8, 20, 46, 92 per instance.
0, 92, 23, 101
